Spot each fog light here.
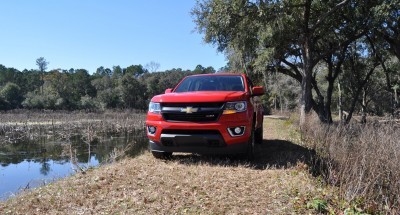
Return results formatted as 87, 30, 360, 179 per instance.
147, 126, 156, 135
227, 126, 246, 137
234, 127, 242, 134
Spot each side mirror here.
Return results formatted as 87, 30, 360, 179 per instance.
252, 86, 264, 96
165, 88, 173, 94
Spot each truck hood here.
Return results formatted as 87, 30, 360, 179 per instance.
151, 91, 249, 103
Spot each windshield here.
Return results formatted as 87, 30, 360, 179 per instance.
174, 75, 245, 92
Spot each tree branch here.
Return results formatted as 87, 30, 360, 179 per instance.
366, 35, 393, 92
272, 65, 302, 83
304, 0, 311, 31
281, 58, 303, 78
315, 29, 367, 64
311, 76, 323, 100
379, 30, 400, 59
312, 0, 350, 32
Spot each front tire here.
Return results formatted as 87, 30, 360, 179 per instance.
151, 151, 172, 159
255, 123, 263, 144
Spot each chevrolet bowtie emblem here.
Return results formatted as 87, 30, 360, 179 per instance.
181, 107, 198, 114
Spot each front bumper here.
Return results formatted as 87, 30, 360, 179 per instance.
146, 112, 252, 154
149, 140, 248, 154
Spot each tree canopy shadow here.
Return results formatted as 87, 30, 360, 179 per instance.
168, 139, 316, 170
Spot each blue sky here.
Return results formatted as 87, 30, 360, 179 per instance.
0, 0, 226, 73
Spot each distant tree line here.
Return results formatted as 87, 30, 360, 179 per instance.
0, 62, 216, 111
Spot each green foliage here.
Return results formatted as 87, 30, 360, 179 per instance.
19, 69, 41, 94
94, 66, 112, 77
80, 95, 98, 111
22, 91, 59, 109
0, 96, 8, 110
344, 206, 370, 215
372, 0, 400, 59
0, 82, 23, 109
92, 75, 121, 109
112, 66, 123, 79
267, 72, 300, 112
36, 57, 48, 72
141, 69, 191, 98
120, 74, 147, 109
192, 65, 215, 74
306, 199, 328, 213
98, 89, 121, 109
125, 65, 148, 78
0, 65, 23, 87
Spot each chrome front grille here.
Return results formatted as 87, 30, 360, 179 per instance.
161, 103, 224, 122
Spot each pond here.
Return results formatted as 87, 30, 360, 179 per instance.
0, 130, 148, 200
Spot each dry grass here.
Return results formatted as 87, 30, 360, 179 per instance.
0, 118, 339, 214
302, 114, 400, 214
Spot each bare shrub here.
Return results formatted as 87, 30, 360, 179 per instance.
102, 143, 133, 164
303, 115, 400, 213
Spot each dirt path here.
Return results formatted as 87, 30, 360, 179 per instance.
0, 118, 336, 214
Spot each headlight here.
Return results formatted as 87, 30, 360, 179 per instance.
149, 102, 161, 114
223, 101, 247, 114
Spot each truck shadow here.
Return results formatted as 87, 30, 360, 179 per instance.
252, 139, 316, 170
170, 139, 317, 170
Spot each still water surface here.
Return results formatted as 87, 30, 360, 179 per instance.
0, 131, 147, 200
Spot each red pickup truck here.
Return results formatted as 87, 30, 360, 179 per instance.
146, 73, 264, 159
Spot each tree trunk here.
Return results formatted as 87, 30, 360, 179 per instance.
300, 40, 314, 128
300, 74, 313, 127
345, 92, 358, 124
361, 88, 367, 124
338, 81, 343, 121
325, 81, 334, 123
41, 72, 44, 95
394, 88, 399, 117
324, 61, 336, 123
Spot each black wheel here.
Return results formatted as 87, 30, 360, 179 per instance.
255, 123, 263, 144
246, 126, 256, 160
151, 151, 172, 159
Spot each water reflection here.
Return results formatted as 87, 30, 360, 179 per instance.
0, 130, 147, 200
